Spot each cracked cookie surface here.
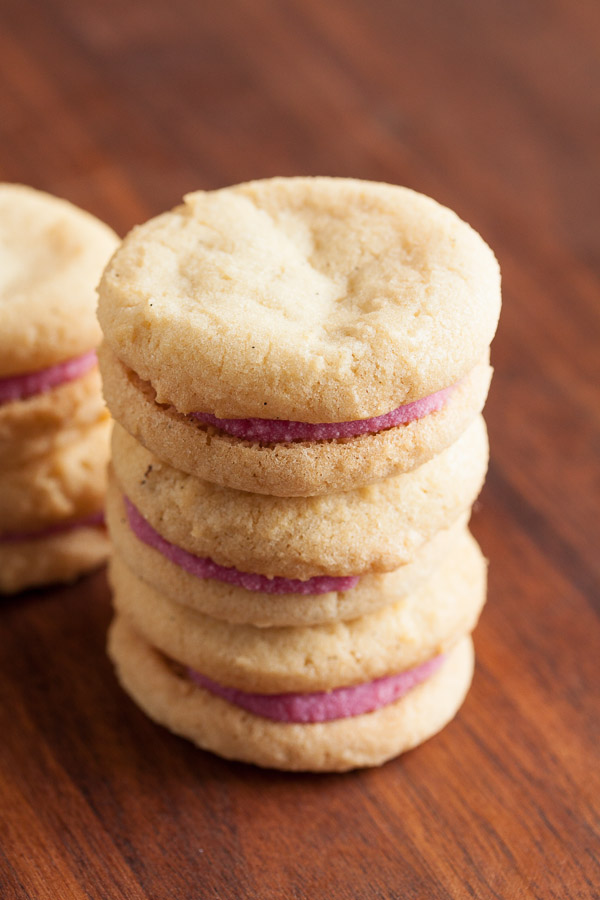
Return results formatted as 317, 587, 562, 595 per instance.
98, 177, 500, 422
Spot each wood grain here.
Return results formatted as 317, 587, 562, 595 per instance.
0, 0, 598, 897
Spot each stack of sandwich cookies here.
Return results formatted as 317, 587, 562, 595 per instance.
99, 177, 501, 771
106, 416, 488, 770
0, 184, 119, 593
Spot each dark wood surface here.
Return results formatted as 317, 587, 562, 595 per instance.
1, 1, 599, 897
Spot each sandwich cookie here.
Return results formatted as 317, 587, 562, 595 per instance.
107, 480, 469, 627
0, 184, 118, 591
109, 529, 485, 693
109, 618, 474, 772
99, 343, 492, 497
0, 185, 117, 468
98, 177, 500, 495
111, 415, 488, 580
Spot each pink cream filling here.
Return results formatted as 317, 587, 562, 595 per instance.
187, 654, 445, 723
125, 496, 359, 595
0, 510, 105, 543
191, 383, 455, 443
0, 350, 98, 406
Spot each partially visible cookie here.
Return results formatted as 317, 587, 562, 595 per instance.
0, 522, 110, 594
100, 342, 492, 496
0, 418, 111, 534
0, 184, 118, 378
0, 366, 107, 467
109, 529, 485, 693
108, 617, 474, 772
111, 415, 488, 579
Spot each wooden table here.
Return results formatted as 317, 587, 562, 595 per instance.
1, 1, 598, 897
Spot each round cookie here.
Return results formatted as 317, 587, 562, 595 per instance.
100, 342, 492, 496
0, 366, 107, 467
108, 618, 475, 772
0, 184, 119, 378
107, 481, 470, 627
0, 523, 110, 594
111, 415, 488, 579
98, 177, 501, 422
0, 418, 111, 534
109, 529, 485, 693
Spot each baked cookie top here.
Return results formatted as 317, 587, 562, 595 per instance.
98, 177, 501, 421
0, 184, 119, 377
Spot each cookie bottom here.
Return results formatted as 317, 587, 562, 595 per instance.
108, 618, 474, 772
100, 343, 492, 496
0, 524, 110, 594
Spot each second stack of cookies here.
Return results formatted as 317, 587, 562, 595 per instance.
0, 184, 119, 594
98, 177, 501, 772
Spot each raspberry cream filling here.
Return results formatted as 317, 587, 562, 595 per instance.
191, 384, 455, 443
186, 654, 445, 723
0, 510, 105, 543
0, 350, 98, 406
125, 496, 360, 595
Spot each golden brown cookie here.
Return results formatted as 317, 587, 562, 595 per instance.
100, 342, 492, 496
108, 618, 474, 772
98, 177, 500, 421
109, 529, 485, 693
111, 415, 488, 579
106, 481, 470, 627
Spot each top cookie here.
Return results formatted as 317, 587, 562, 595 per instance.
0, 184, 119, 378
98, 177, 500, 422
